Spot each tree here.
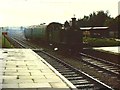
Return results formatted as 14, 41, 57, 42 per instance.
64, 21, 70, 27
109, 15, 120, 38
77, 10, 112, 27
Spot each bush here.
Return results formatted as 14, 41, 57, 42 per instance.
2, 35, 13, 48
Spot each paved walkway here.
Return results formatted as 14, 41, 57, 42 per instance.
93, 46, 120, 54
0, 49, 76, 90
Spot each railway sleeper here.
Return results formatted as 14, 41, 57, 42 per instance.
55, 67, 70, 70
54, 65, 69, 68
50, 61, 62, 64
116, 69, 120, 72
61, 73, 76, 76
67, 76, 83, 80
109, 68, 118, 70
57, 68, 74, 71
49, 63, 62, 65
110, 70, 119, 74
102, 66, 115, 69
96, 64, 105, 66
53, 65, 65, 68
75, 84, 95, 89
71, 80, 90, 85
64, 74, 79, 77
104, 66, 116, 68
91, 63, 104, 66
71, 79, 88, 82
58, 70, 74, 73
52, 64, 66, 67
60, 71, 76, 75
82, 57, 91, 60
57, 69, 73, 72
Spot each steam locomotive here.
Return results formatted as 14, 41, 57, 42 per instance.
24, 17, 83, 53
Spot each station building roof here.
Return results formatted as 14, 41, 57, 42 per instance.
80, 27, 109, 30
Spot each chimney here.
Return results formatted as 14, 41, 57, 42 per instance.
71, 15, 76, 27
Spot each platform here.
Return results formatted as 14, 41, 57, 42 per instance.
93, 46, 120, 54
0, 49, 77, 90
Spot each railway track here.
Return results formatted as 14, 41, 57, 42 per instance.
12, 36, 120, 76
35, 50, 113, 90
79, 53, 120, 76
9, 36, 119, 89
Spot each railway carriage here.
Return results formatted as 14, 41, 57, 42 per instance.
24, 27, 33, 40
31, 25, 47, 41
24, 25, 47, 42
46, 22, 63, 44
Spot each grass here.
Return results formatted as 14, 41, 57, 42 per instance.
83, 37, 120, 46
2, 35, 14, 48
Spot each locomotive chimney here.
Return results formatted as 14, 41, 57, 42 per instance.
71, 15, 76, 28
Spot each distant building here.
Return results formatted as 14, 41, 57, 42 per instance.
80, 27, 109, 38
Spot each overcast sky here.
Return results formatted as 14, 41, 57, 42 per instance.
0, 0, 119, 26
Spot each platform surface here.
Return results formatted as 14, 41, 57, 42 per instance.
93, 46, 120, 54
0, 49, 76, 90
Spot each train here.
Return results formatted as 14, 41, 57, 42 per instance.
24, 17, 83, 53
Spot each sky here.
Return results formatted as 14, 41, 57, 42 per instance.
0, 0, 119, 26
